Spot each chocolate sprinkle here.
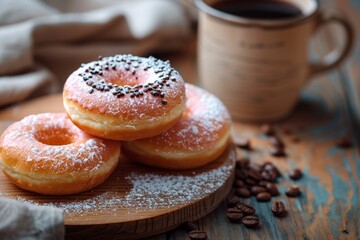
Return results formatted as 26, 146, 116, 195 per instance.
77, 55, 178, 105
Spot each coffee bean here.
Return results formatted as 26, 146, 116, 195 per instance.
247, 169, 262, 181
336, 136, 352, 149
236, 137, 251, 150
271, 201, 287, 217
261, 123, 275, 136
289, 168, 303, 180
262, 162, 281, 177
258, 180, 270, 187
250, 186, 267, 196
235, 169, 248, 180
261, 170, 277, 182
234, 179, 245, 188
256, 192, 272, 202
266, 183, 279, 196
236, 203, 256, 215
270, 147, 286, 157
189, 230, 207, 240
245, 178, 257, 186
226, 208, 244, 222
285, 185, 301, 197
235, 187, 251, 198
236, 158, 250, 169
269, 136, 285, 150
250, 164, 263, 173
227, 195, 240, 207
242, 215, 260, 228
182, 222, 198, 231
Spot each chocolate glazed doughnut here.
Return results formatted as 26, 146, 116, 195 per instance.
63, 54, 186, 141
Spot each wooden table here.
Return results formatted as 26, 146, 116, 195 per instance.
1, 0, 359, 239
153, 1, 360, 239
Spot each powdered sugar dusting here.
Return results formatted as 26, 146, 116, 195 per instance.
138, 84, 231, 151
1, 150, 235, 216
27, 138, 107, 173
122, 166, 232, 208
1, 113, 111, 174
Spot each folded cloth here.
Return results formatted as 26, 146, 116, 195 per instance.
0, 198, 64, 240
0, 0, 192, 106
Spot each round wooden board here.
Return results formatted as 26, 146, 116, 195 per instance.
0, 94, 236, 240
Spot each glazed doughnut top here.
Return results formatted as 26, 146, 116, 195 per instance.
0, 113, 115, 175
63, 54, 186, 122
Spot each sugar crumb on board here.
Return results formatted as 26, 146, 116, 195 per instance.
7, 164, 233, 215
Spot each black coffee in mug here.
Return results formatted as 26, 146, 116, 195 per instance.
212, 0, 303, 19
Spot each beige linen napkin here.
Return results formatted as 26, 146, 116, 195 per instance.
0, 0, 192, 106
0, 198, 64, 240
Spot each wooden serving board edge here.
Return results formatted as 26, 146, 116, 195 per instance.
65, 162, 235, 240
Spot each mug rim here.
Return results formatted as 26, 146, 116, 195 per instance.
195, 0, 320, 28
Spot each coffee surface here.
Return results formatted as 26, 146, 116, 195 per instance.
212, 0, 303, 20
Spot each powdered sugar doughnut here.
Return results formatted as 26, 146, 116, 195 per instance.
63, 54, 186, 141
122, 83, 232, 170
0, 113, 120, 195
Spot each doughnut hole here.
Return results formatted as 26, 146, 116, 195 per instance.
103, 69, 153, 86
34, 127, 75, 146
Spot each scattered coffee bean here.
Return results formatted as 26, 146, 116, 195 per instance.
227, 195, 240, 207
226, 208, 244, 222
262, 162, 281, 177
236, 203, 256, 215
271, 201, 287, 217
336, 136, 352, 149
236, 137, 251, 150
250, 164, 263, 173
245, 178, 257, 186
289, 168, 303, 180
182, 222, 198, 231
234, 179, 245, 188
258, 180, 270, 187
256, 192, 272, 202
250, 186, 267, 196
266, 183, 279, 196
236, 158, 250, 169
247, 169, 262, 181
269, 136, 285, 150
189, 230, 207, 240
235, 169, 248, 180
270, 147, 286, 157
242, 215, 260, 228
285, 185, 301, 197
261, 170, 277, 182
261, 123, 275, 136
235, 187, 251, 198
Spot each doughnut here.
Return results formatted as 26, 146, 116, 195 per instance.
63, 54, 186, 141
122, 83, 232, 170
0, 113, 120, 195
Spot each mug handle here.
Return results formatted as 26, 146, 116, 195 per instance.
308, 13, 354, 77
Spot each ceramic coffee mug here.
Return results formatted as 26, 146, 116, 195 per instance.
196, 0, 354, 121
